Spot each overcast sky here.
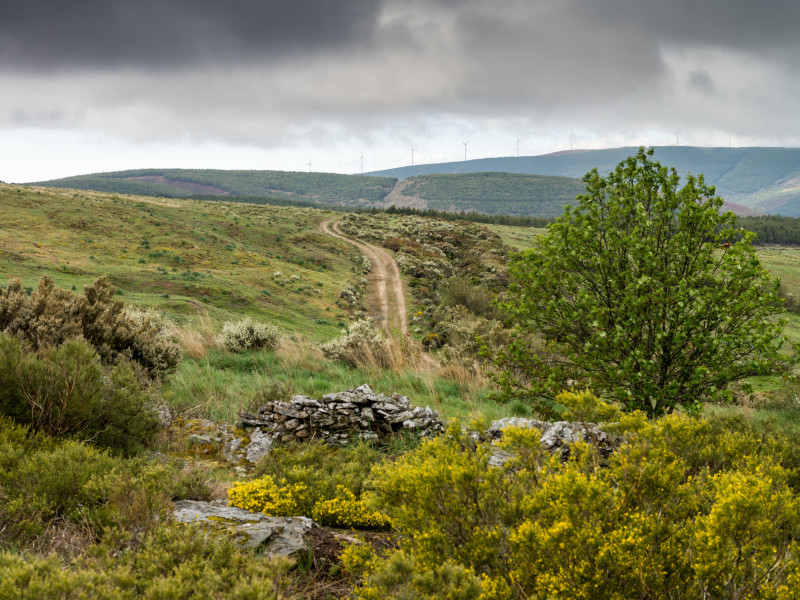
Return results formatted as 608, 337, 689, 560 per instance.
2, 0, 800, 182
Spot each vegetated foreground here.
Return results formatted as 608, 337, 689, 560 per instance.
4, 154, 800, 600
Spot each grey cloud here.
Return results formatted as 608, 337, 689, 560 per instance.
2, 0, 800, 152
688, 70, 716, 96
0, 0, 382, 70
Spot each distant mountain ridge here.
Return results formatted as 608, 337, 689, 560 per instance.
368, 146, 800, 215
27, 146, 800, 217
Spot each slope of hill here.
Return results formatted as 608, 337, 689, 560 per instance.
28, 146, 800, 217
369, 146, 800, 215
385, 172, 585, 217
30, 169, 398, 208
0, 183, 369, 340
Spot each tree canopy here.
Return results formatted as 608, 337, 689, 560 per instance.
496, 148, 796, 416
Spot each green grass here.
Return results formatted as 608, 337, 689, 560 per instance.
165, 343, 508, 425
0, 183, 368, 341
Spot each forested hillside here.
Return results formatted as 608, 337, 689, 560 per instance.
390, 172, 584, 217
31, 169, 398, 208
369, 146, 800, 215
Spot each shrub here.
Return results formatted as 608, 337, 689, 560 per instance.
0, 333, 160, 454
430, 305, 509, 364
311, 486, 391, 529
0, 276, 181, 381
438, 277, 499, 319
228, 476, 390, 530
0, 523, 290, 599
349, 395, 800, 599
216, 317, 282, 353
230, 440, 391, 530
0, 418, 177, 545
319, 319, 389, 367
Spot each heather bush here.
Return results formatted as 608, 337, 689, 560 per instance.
0, 276, 181, 381
438, 277, 499, 320
0, 417, 176, 546
430, 305, 509, 364
347, 392, 800, 599
216, 317, 282, 353
0, 523, 290, 599
0, 333, 160, 454
319, 319, 390, 367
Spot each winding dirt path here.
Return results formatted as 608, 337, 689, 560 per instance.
320, 217, 408, 335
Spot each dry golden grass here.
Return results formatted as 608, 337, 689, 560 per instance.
174, 312, 218, 359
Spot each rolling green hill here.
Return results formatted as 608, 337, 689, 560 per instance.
0, 182, 365, 340
30, 168, 398, 208
29, 146, 800, 217
369, 146, 800, 215
28, 168, 588, 218
388, 172, 585, 217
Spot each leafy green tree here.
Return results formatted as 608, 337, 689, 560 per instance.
496, 148, 796, 416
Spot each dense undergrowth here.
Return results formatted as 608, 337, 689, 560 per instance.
345, 393, 800, 599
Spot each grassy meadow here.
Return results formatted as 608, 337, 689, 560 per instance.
0, 183, 503, 424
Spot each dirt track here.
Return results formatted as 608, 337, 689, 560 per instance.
319, 218, 408, 335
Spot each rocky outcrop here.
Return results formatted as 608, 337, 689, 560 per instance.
172, 417, 273, 468
482, 418, 620, 466
239, 384, 445, 445
173, 500, 316, 558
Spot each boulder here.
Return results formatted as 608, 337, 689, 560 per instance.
173, 500, 316, 559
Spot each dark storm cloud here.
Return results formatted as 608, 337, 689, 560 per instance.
0, 0, 382, 69
2, 0, 800, 149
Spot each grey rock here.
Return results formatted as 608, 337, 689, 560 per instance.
483, 418, 621, 462
188, 434, 222, 447
245, 428, 273, 463
485, 418, 549, 440
239, 384, 445, 446
172, 500, 316, 558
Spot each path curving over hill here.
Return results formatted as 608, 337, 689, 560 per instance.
319, 217, 408, 335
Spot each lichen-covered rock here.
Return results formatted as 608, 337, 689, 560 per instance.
171, 417, 270, 466
172, 500, 316, 558
239, 383, 445, 445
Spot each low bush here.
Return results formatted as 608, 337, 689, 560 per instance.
230, 440, 391, 530
346, 392, 800, 599
430, 305, 509, 364
228, 476, 390, 530
0, 417, 177, 547
319, 319, 390, 368
0, 276, 181, 381
0, 523, 290, 599
0, 333, 160, 454
216, 317, 282, 353
437, 277, 499, 320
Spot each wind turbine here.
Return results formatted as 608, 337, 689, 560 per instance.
569, 129, 574, 151
307, 159, 313, 173
516, 136, 522, 158
675, 130, 680, 146
623, 129, 628, 148
462, 140, 469, 161
360, 152, 366, 175
411, 145, 415, 166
